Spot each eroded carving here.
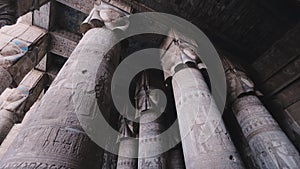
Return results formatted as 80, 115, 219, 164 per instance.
81, 0, 131, 34
161, 37, 245, 168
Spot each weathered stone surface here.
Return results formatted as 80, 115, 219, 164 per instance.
224, 57, 300, 168
167, 144, 185, 169
0, 23, 48, 93
0, 27, 123, 168
136, 72, 167, 169
0, 67, 12, 94
232, 95, 300, 168
0, 124, 21, 160
50, 30, 81, 58
161, 38, 244, 169
0, 69, 46, 144
57, 0, 94, 14
172, 68, 244, 169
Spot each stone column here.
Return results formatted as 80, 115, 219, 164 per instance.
161, 35, 244, 169
223, 56, 300, 168
117, 116, 138, 169
0, 1, 131, 168
136, 72, 167, 169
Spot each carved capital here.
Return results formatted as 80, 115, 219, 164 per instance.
161, 33, 199, 78
135, 72, 165, 118
81, 0, 131, 33
117, 116, 135, 142
221, 56, 255, 103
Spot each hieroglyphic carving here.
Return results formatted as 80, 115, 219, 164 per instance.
232, 95, 300, 168
56, 0, 94, 14
136, 72, 167, 169
224, 57, 300, 168
0, 27, 119, 169
161, 37, 245, 168
50, 30, 81, 58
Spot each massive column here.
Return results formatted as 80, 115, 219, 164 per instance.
136, 71, 167, 169
222, 56, 300, 168
0, 23, 48, 94
117, 116, 138, 169
161, 34, 244, 169
0, 1, 131, 168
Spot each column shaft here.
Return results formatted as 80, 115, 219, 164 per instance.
233, 95, 300, 168
172, 67, 244, 168
161, 35, 244, 168
117, 139, 138, 169
223, 56, 300, 168
136, 72, 167, 169
0, 27, 118, 168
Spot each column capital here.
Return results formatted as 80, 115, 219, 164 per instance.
135, 72, 165, 119
81, 0, 132, 34
221, 56, 255, 104
117, 116, 136, 142
161, 32, 200, 78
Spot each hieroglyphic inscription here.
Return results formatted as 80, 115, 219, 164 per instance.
233, 95, 300, 168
